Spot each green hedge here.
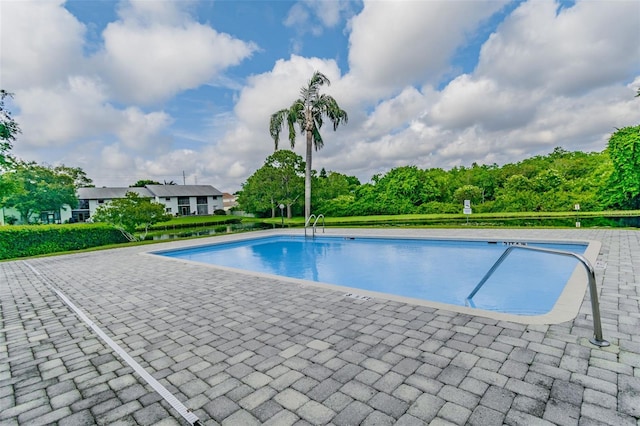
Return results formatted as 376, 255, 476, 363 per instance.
148, 217, 241, 231
0, 224, 128, 260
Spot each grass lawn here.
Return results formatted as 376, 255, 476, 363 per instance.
258, 210, 640, 227
154, 214, 236, 227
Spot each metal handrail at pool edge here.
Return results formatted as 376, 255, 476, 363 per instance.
304, 214, 325, 237
304, 214, 315, 237
465, 245, 609, 347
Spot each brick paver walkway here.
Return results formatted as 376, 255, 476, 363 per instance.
1, 228, 638, 425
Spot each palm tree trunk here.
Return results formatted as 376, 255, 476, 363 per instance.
305, 129, 313, 222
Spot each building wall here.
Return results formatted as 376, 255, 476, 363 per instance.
1, 206, 71, 225
160, 195, 224, 216
81, 195, 224, 218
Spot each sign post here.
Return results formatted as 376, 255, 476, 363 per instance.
279, 204, 285, 227
463, 200, 472, 224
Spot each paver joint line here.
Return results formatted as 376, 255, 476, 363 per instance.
21, 261, 204, 426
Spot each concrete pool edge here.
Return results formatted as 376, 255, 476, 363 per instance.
144, 228, 602, 326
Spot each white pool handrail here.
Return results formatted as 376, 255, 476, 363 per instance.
304, 214, 315, 237
304, 214, 325, 237
312, 214, 325, 236
465, 245, 609, 347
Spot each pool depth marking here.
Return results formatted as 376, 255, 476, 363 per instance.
23, 261, 203, 426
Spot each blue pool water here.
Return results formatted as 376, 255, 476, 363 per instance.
155, 236, 587, 315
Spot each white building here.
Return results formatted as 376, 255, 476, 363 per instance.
0, 184, 225, 225
74, 185, 224, 222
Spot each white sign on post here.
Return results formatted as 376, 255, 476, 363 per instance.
463, 200, 472, 215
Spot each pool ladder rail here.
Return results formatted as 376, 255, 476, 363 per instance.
304, 214, 325, 237
465, 245, 609, 348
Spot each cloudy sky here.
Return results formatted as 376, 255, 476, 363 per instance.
2, 0, 639, 191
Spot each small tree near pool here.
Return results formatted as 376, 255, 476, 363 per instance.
92, 192, 170, 241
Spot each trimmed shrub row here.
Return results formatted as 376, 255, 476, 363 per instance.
0, 224, 128, 260
148, 217, 241, 231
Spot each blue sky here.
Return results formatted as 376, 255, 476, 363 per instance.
2, 0, 639, 191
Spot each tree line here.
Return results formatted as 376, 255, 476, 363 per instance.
238, 125, 640, 218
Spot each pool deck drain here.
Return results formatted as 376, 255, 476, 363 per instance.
1, 228, 639, 425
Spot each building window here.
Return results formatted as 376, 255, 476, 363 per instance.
177, 197, 190, 215
165, 197, 171, 201
196, 197, 208, 215
165, 207, 172, 213
98, 199, 104, 204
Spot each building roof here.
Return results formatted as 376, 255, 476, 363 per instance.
77, 187, 152, 200
145, 185, 223, 197
78, 185, 223, 200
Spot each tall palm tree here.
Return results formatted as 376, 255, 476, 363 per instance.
269, 71, 348, 221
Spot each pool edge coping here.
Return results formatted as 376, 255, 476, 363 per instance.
142, 228, 601, 325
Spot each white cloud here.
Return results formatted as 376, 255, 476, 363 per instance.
136, 149, 199, 178
115, 0, 197, 26
284, 0, 351, 32
101, 143, 136, 171
15, 76, 114, 147
347, 1, 508, 89
362, 86, 432, 138
284, 3, 313, 29
430, 75, 539, 131
477, 0, 640, 94
0, 0, 86, 90
115, 108, 173, 152
98, 3, 258, 105
14, 76, 172, 153
307, 0, 351, 28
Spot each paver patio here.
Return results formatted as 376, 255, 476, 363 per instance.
1, 228, 638, 425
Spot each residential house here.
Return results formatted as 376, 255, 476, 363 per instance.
1, 184, 225, 225
74, 185, 224, 222
222, 192, 238, 212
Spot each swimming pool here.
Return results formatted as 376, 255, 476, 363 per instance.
153, 234, 591, 317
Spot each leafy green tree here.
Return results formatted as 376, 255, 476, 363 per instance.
351, 183, 380, 215
54, 165, 94, 188
130, 179, 160, 187
468, 163, 500, 202
265, 150, 305, 218
269, 71, 348, 221
237, 165, 281, 217
423, 168, 453, 203
0, 90, 20, 167
601, 125, 640, 209
314, 171, 358, 201
313, 171, 359, 215
371, 166, 439, 214
493, 174, 540, 211
0, 161, 78, 223
237, 150, 305, 218
532, 169, 563, 192
453, 185, 483, 205
92, 192, 170, 241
